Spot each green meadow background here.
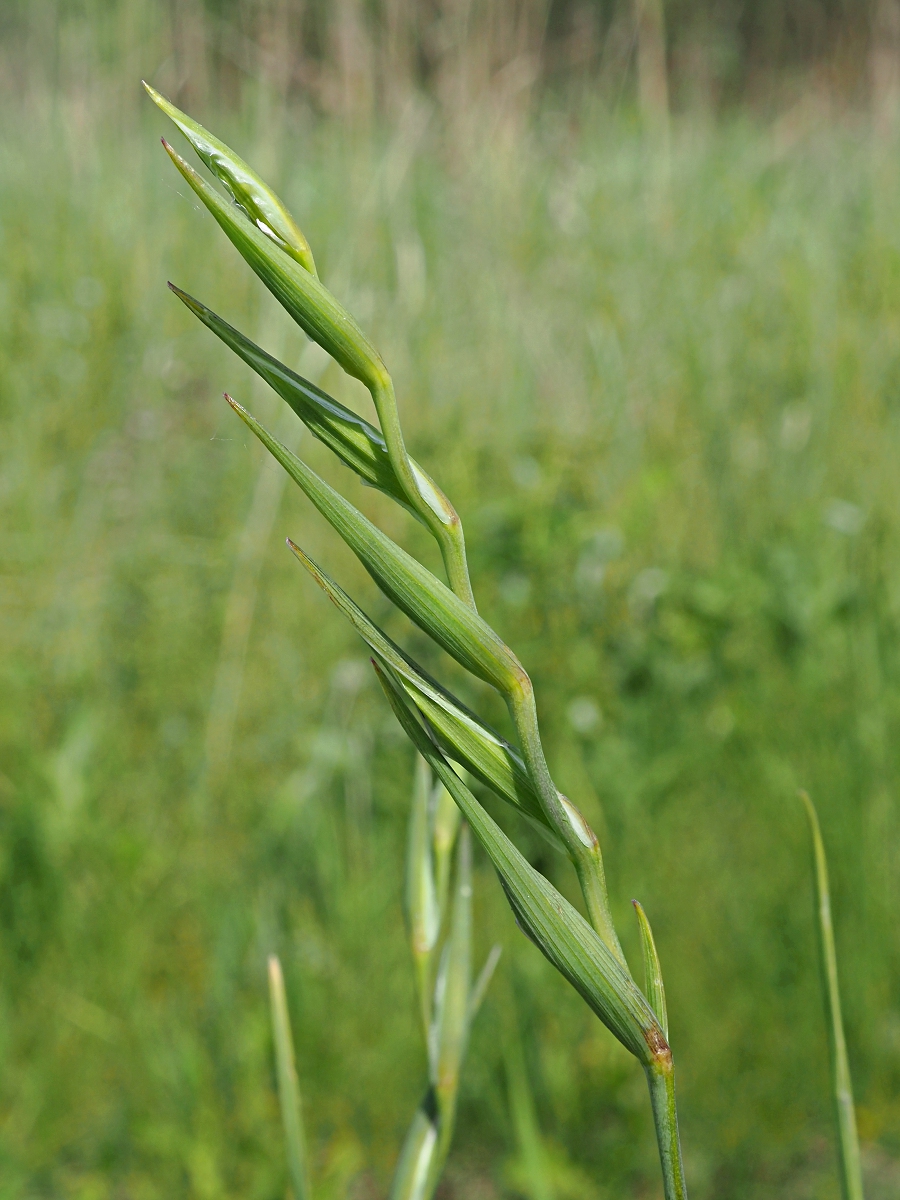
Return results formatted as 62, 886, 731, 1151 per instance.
2, 2, 900, 1197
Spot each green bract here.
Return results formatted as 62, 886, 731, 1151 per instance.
284, 538, 561, 844
144, 83, 318, 275
164, 140, 388, 393
169, 287, 425, 513
374, 661, 669, 1069
225, 397, 526, 695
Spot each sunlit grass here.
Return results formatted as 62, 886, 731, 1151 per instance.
2, 93, 900, 1197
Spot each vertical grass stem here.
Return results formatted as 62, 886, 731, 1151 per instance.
645, 1057, 688, 1200
268, 956, 313, 1200
799, 791, 865, 1200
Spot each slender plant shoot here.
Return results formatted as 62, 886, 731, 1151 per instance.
268, 956, 313, 1200
799, 791, 865, 1200
148, 85, 688, 1198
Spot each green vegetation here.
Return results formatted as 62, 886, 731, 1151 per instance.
2, 71, 900, 1200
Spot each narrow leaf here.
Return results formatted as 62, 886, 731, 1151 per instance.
169, 286, 456, 529
284, 537, 558, 843
432, 778, 461, 920
468, 944, 502, 1021
145, 82, 317, 275
632, 900, 668, 1040
224, 395, 526, 694
799, 791, 865, 1200
172, 286, 400, 495
430, 824, 473, 1112
374, 661, 668, 1069
407, 756, 440, 1036
268, 956, 313, 1200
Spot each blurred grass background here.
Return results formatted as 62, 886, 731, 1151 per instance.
3, 1, 900, 1197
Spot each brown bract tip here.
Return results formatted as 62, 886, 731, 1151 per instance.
645, 1025, 672, 1066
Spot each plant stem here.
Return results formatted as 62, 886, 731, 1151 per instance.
268, 956, 313, 1200
800, 791, 865, 1200
508, 683, 626, 965
645, 1056, 688, 1200
371, 376, 476, 608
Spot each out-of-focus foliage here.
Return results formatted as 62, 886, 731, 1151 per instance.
2, 4, 900, 1199
0, 0, 882, 121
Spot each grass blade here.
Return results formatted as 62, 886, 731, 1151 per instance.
799, 791, 865, 1200
373, 660, 667, 1068
468, 944, 502, 1021
431, 777, 461, 921
392, 820, 481, 1200
633, 900, 668, 1040
268, 956, 313, 1200
407, 756, 441, 1036
170, 286, 455, 523
283, 538, 561, 844
223, 395, 524, 693
145, 82, 317, 275
430, 825, 473, 1163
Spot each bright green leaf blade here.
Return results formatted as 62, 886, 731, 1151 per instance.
167, 286, 456, 527
144, 82, 318, 275
373, 661, 667, 1069
632, 900, 668, 1040
162, 139, 387, 393
170, 284, 404, 501
223, 395, 525, 694
799, 791, 865, 1200
283, 537, 558, 843
407, 756, 440, 1037
268, 956, 313, 1200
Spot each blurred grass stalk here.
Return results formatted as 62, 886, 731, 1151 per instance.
800, 792, 865, 1200
268, 955, 313, 1200
393, 769, 499, 1200
148, 81, 689, 1199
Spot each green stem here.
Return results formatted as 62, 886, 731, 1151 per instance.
508, 682, 626, 967
800, 792, 865, 1200
645, 1057, 688, 1200
371, 376, 476, 609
